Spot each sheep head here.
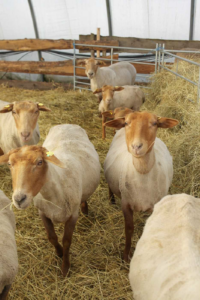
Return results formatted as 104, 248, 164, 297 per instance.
77, 58, 107, 79
0, 101, 51, 143
95, 85, 124, 111
105, 111, 179, 157
0, 145, 64, 209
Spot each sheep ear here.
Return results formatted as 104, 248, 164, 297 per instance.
105, 117, 125, 129
95, 60, 106, 66
93, 88, 102, 94
0, 153, 10, 164
102, 110, 114, 118
157, 117, 179, 128
77, 59, 87, 66
0, 103, 14, 113
37, 103, 51, 112
113, 86, 124, 92
44, 151, 65, 168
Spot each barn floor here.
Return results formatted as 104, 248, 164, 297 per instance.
1, 63, 199, 300
0, 85, 148, 300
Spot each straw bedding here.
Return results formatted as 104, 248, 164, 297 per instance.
0, 58, 199, 299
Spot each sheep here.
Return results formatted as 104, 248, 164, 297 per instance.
77, 58, 137, 101
101, 107, 134, 139
0, 124, 101, 277
0, 100, 51, 154
129, 193, 200, 300
104, 111, 179, 261
0, 190, 18, 299
94, 85, 145, 113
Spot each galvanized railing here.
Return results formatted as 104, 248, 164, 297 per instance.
72, 41, 200, 103
157, 44, 200, 103
73, 41, 158, 91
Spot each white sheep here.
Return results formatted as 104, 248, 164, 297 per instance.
0, 100, 50, 154
104, 111, 179, 261
94, 85, 145, 113
0, 190, 18, 299
0, 124, 101, 277
78, 58, 137, 100
129, 193, 200, 300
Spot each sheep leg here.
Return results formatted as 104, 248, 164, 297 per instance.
40, 213, 63, 258
0, 284, 11, 300
109, 187, 116, 204
81, 201, 88, 215
0, 147, 4, 156
122, 204, 134, 262
62, 215, 78, 277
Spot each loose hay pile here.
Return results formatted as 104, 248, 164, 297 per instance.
144, 59, 200, 196
0, 58, 199, 299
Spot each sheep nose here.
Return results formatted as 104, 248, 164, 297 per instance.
21, 132, 30, 138
88, 72, 94, 76
132, 143, 143, 150
14, 193, 27, 206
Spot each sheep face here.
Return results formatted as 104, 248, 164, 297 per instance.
105, 111, 179, 157
94, 85, 124, 112
78, 58, 106, 79
0, 146, 64, 209
0, 101, 50, 143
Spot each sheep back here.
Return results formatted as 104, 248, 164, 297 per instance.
129, 193, 200, 300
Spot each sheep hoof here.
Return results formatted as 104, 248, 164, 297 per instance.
56, 245, 63, 258
123, 251, 131, 263
81, 201, 88, 215
62, 263, 70, 277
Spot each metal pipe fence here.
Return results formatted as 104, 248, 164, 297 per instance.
73, 43, 158, 91
157, 45, 200, 103
73, 42, 200, 103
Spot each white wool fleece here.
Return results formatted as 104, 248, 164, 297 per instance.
33, 124, 101, 223
0, 190, 18, 293
129, 193, 200, 300
104, 128, 173, 211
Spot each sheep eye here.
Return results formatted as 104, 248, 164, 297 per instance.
125, 122, 128, 126
37, 160, 43, 166
152, 122, 157, 126
35, 110, 39, 114
12, 111, 16, 114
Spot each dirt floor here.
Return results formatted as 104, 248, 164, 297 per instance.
0, 85, 149, 300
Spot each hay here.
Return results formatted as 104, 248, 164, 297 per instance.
0, 58, 199, 299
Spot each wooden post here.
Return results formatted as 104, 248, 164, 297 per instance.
102, 114, 106, 139
90, 33, 95, 57
97, 28, 100, 58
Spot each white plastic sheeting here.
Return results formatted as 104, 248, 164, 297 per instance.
0, 0, 199, 82
110, 0, 191, 40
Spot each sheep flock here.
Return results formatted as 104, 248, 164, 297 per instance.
0, 58, 200, 300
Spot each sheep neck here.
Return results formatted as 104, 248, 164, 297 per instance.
131, 148, 155, 174
91, 68, 103, 91
40, 162, 63, 201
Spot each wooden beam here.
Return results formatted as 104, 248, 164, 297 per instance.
0, 39, 119, 51
80, 34, 200, 52
0, 59, 157, 76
